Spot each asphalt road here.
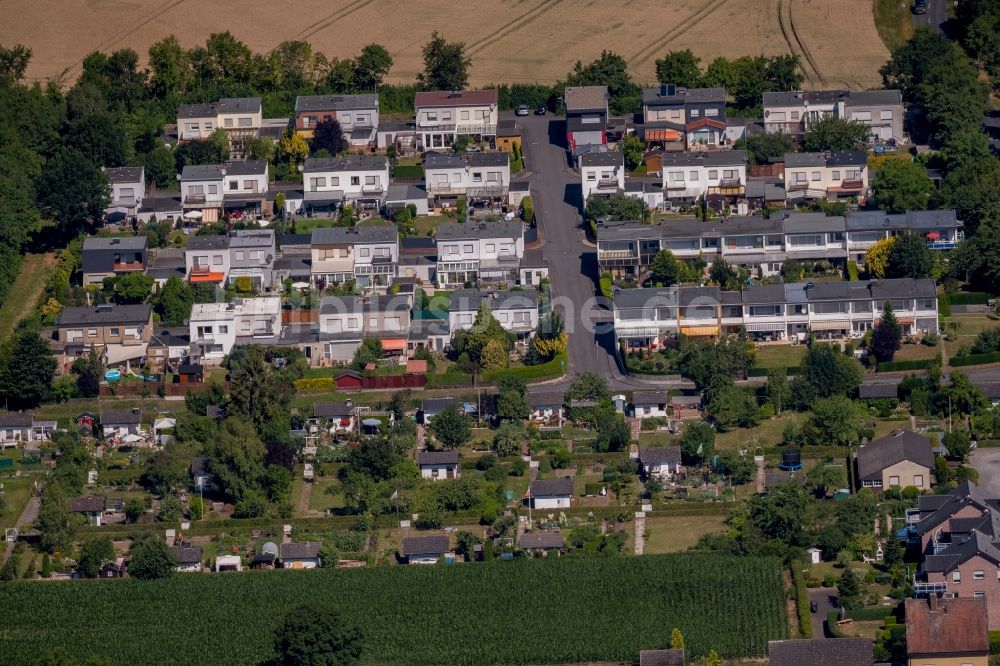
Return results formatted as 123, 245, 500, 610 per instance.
808, 587, 839, 638
912, 0, 947, 32
970, 448, 1000, 498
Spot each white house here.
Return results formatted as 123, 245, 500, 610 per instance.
435, 220, 524, 287
185, 234, 231, 285
221, 160, 269, 217
228, 229, 276, 292
302, 155, 390, 214
784, 151, 869, 202
177, 97, 263, 157
527, 392, 564, 430
631, 390, 669, 419
316, 294, 411, 364
654, 150, 748, 203
189, 297, 282, 363
169, 545, 204, 573
580, 152, 625, 201
313, 402, 356, 433
0, 413, 55, 448
528, 479, 573, 509
103, 166, 145, 219
279, 542, 322, 569
416, 450, 460, 480
310, 225, 399, 289
448, 289, 538, 341
419, 398, 458, 425
180, 164, 225, 222
413, 89, 499, 151
639, 447, 682, 480
100, 408, 143, 441
423, 152, 510, 205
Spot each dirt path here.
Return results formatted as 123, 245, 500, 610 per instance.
297, 479, 313, 515
2, 492, 41, 567
0, 252, 55, 339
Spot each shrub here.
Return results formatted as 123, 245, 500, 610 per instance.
599, 277, 613, 299
521, 196, 535, 225
938, 293, 951, 317
847, 261, 859, 281
950, 352, 1000, 367
293, 377, 336, 392
790, 561, 812, 639
876, 359, 938, 372
948, 292, 990, 305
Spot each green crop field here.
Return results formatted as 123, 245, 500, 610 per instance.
0, 554, 786, 665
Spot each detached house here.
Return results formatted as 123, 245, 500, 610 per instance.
0, 413, 56, 447
169, 545, 204, 573
640, 447, 682, 480
401, 535, 450, 564
310, 225, 399, 289
414, 89, 498, 151
180, 160, 269, 222
528, 479, 573, 509
856, 429, 933, 491
424, 152, 510, 207
449, 289, 538, 340
640, 84, 727, 151
565, 86, 609, 153
103, 166, 145, 219
100, 408, 143, 441
435, 220, 524, 287
631, 391, 669, 419
279, 541, 323, 569
302, 155, 390, 215
783, 151, 869, 202
312, 402, 355, 433
294, 94, 379, 145
82, 236, 147, 286
528, 392, 564, 429
71, 497, 105, 526
416, 450, 460, 480
580, 152, 625, 201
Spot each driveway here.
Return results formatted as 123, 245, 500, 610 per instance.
970, 447, 1000, 497
808, 586, 838, 638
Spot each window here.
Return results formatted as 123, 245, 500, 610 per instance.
330, 177, 340, 186
974, 570, 985, 580
472, 172, 483, 183
889, 475, 900, 486
880, 110, 893, 120
365, 175, 378, 186
831, 171, 841, 181
234, 251, 245, 260
426, 112, 437, 122
250, 250, 262, 260
460, 110, 469, 120
447, 245, 458, 255
851, 111, 872, 122
228, 180, 238, 191
486, 243, 496, 253
770, 111, 786, 121
197, 326, 213, 336
369, 317, 378, 328
914, 474, 924, 487
442, 111, 452, 121
238, 117, 252, 127
705, 108, 719, 117
224, 118, 234, 128
359, 248, 370, 258
975, 593, 985, 600
187, 123, 199, 132
953, 571, 961, 583
793, 172, 806, 183
690, 109, 700, 118
219, 325, 228, 334
810, 171, 821, 181
110, 328, 120, 336
708, 170, 718, 180
243, 179, 253, 190
845, 169, 861, 180
341, 113, 352, 123
212, 255, 223, 266
722, 169, 736, 180
463, 244, 473, 253
310, 177, 326, 191
586, 172, 596, 181
208, 185, 218, 194
689, 171, 698, 181
669, 171, 685, 183
669, 109, 681, 119
791, 111, 799, 121
88, 329, 97, 337
347, 318, 359, 329
350, 176, 360, 186
385, 317, 401, 330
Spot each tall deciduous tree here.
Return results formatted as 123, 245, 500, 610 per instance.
803, 116, 871, 151
496, 376, 529, 420
680, 421, 715, 464
0, 326, 57, 409
156, 276, 195, 325
35, 486, 75, 553
429, 404, 472, 449
864, 237, 896, 279
418, 32, 470, 91
872, 159, 932, 213
654, 50, 703, 87
207, 418, 266, 500
353, 44, 393, 91
272, 603, 363, 666
885, 231, 934, 279
128, 534, 176, 580
311, 118, 345, 156
39, 148, 110, 237
650, 249, 681, 286
77, 538, 115, 578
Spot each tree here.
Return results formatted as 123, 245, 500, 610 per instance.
147, 35, 189, 99
669, 627, 685, 650
39, 148, 110, 237
872, 159, 932, 213
278, 132, 309, 169
265, 464, 293, 502
885, 231, 934, 279
496, 375, 529, 420
871, 302, 902, 363
649, 249, 681, 286
71, 349, 103, 398
864, 237, 896, 279
207, 418, 266, 500
808, 461, 848, 498
128, 534, 176, 580
595, 408, 631, 452
479, 338, 507, 370
718, 453, 756, 485
112, 271, 154, 304
233, 490, 268, 518
748, 482, 809, 544
799, 344, 862, 400
680, 421, 715, 464
429, 404, 472, 449
708, 258, 737, 289
707, 383, 759, 432
273, 602, 363, 666
808, 395, 868, 446
77, 538, 115, 578
565, 372, 611, 404
804, 116, 871, 151
493, 420, 527, 457
124, 498, 145, 524
226, 346, 295, 435
765, 369, 790, 414
351, 338, 384, 371
563, 50, 641, 115
418, 32, 470, 91
655, 50, 702, 87
156, 495, 183, 523
585, 192, 644, 223
705, 650, 722, 666
837, 568, 862, 610
35, 487, 75, 553
156, 276, 195, 325
943, 429, 973, 461
0, 43, 31, 84
311, 118, 345, 156
0, 326, 57, 409
736, 132, 794, 165
353, 44, 393, 91
620, 134, 644, 171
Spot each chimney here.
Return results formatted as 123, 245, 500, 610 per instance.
928, 594, 939, 612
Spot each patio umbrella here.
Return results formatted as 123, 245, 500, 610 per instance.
362, 418, 381, 427
183, 210, 203, 220
926, 232, 940, 240
291, 282, 310, 289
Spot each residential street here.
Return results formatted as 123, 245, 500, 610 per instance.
970, 447, 1000, 498
912, 0, 947, 32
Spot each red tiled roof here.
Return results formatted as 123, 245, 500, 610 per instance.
905, 597, 989, 656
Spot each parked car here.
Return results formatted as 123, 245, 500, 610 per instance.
912, 0, 927, 14
535, 106, 547, 116
515, 105, 529, 116
810, 600, 818, 613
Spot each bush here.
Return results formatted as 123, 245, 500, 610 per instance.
483, 351, 567, 384
847, 261, 859, 281
989, 630, 1000, 655
790, 561, 812, 639
599, 277, 613, 299
948, 292, 991, 305
950, 351, 1000, 367
876, 359, 938, 372
938, 293, 951, 317
521, 196, 534, 225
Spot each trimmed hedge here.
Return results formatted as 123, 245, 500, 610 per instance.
846, 605, 899, 621
294, 377, 337, 392
521, 196, 534, 225
950, 351, 1000, 367
948, 291, 991, 305
989, 630, 1000, 655
847, 261, 859, 282
876, 358, 938, 372
791, 561, 812, 638
747, 366, 800, 377
938, 293, 951, 317
425, 372, 474, 389
599, 277, 613, 299
484, 351, 567, 384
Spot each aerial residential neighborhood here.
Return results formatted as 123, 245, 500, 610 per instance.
2, 2, 1000, 665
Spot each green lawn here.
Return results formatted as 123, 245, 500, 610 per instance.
893, 341, 940, 363
413, 215, 451, 235
0, 252, 53, 339
642, 514, 728, 554
942, 314, 1000, 365
0, 476, 34, 530
715, 413, 803, 453
289, 218, 335, 234
874, 0, 915, 53
754, 344, 807, 369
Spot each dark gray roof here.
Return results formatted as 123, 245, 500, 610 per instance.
58, 304, 151, 326
763, 89, 844, 107
612, 287, 679, 311
580, 152, 624, 168
784, 151, 867, 169
177, 102, 216, 118
633, 390, 667, 405
311, 225, 397, 245
295, 94, 378, 113
643, 85, 726, 105
83, 236, 147, 252
401, 535, 450, 556
180, 164, 223, 181
186, 234, 230, 250
0, 413, 33, 428
449, 289, 537, 313
101, 408, 142, 425
857, 430, 933, 481
304, 155, 388, 172
224, 160, 268, 176
280, 541, 322, 559
71, 497, 105, 513
217, 97, 262, 114
521, 247, 545, 268
169, 545, 203, 565
638, 649, 686, 666
387, 183, 427, 202
424, 152, 509, 169
139, 196, 183, 214
416, 451, 459, 465
529, 478, 573, 498
313, 402, 353, 418
924, 530, 1000, 573
656, 150, 747, 168
740, 283, 787, 305
104, 166, 144, 183
640, 447, 681, 466
318, 295, 410, 316
518, 531, 565, 550
869, 278, 937, 300
528, 391, 563, 407
421, 398, 457, 413
916, 482, 993, 536
844, 209, 959, 232
436, 220, 522, 241
845, 89, 902, 107
827, 151, 868, 167
859, 382, 899, 399
768, 638, 873, 666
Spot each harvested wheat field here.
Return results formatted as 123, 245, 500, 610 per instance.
3, 0, 888, 89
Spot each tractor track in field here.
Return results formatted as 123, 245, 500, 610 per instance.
629, 0, 730, 69
293, 0, 377, 42
466, 0, 571, 56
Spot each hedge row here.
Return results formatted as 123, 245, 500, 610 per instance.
938, 294, 951, 317
483, 351, 567, 384
747, 366, 801, 377
790, 561, 812, 638
521, 196, 534, 225
425, 372, 475, 389
950, 351, 1000, 367
846, 605, 899, 621
947, 291, 991, 305
990, 630, 1000, 655
876, 358, 938, 372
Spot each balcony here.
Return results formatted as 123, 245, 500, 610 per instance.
455, 123, 496, 135
480, 255, 521, 270
596, 179, 621, 190
361, 184, 385, 195
598, 250, 638, 260
428, 185, 467, 195
113, 262, 144, 273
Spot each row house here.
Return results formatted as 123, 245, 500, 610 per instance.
185, 235, 231, 285
646, 150, 748, 203
82, 236, 147, 286
310, 225, 399, 289
763, 89, 904, 143
612, 277, 937, 348
783, 151, 869, 201
640, 84, 727, 151
424, 152, 511, 206
565, 85, 609, 153
413, 89, 498, 151
435, 220, 524, 287
176, 97, 262, 155
180, 160, 269, 222
55, 303, 153, 367
580, 152, 625, 201
316, 295, 412, 363
103, 167, 145, 219
911, 482, 1000, 630
448, 289, 539, 341
189, 297, 282, 363
302, 155, 390, 214
293, 94, 379, 146
228, 229, 276, 292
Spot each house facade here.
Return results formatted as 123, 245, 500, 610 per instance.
294, 94, 379, 145
228, 229, 276, 291
0, 413, 55, 447
423, 152, 510, 205
177, 97, 262, 155
763, 89, 904, 143
185, 235, 231, 285
856, 430, 934, 491
640, 447, 682, 480
783, 151, 869, 201
310, 225, 399, 289
651, 150, 748, 203
416, 451, 460, 480
316, 294, 411, 363
82, 236, 147, 286
435, 220, 524, 287
448, 289, 538, 341
55, 304, 153, 366
529, 478, 573, 509
565, 86, 609, 152
413, 89, 498, 150
401, 535, 450, 564
189, 297, 283, 363
302, 155, 390, 214
632, 391, 669, 419
580, 152, 625, 201
103, 167, 146, 218
641, 85, 727, 151
905, 597, 989, 666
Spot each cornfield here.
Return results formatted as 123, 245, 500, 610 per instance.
0, 554, 786, 665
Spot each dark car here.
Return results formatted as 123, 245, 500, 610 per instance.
534, 106, 547, 115
913, 0, 927, 14
810, 600, 818, 613
515, 105, 529, 116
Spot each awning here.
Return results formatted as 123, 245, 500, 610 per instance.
189, 272, 226, 283
680, 326, 719, 337
645, 129, 682, 142
880, 317, 914, 325
381, 338, 407, 352
810, 320, 850, 331
745, 322, 786, 332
